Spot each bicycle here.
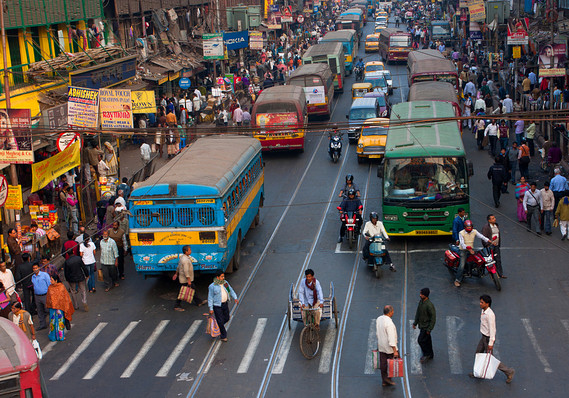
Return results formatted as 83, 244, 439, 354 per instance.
300, 308, 321, 359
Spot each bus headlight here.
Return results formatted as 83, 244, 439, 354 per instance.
402, 212, 408, 217
384, 214, 398, 221
444, 211, 450, 216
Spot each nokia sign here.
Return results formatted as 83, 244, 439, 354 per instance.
223, 31, 249, 51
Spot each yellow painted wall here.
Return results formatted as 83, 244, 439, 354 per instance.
39, 27, 53, 59
0, 81, 67, 116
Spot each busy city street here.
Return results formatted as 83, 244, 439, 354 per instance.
25, 15, 569, 398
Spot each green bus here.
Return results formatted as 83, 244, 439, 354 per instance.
379, 101, 472, 236
302, 42, 346, 93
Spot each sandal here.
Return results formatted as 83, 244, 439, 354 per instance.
114, 283, 120, 287
105, 288, 110, 292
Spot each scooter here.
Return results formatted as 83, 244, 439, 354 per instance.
355, 66, 364, 82
444, 244, 501, 291
366, 234, 387, 279
328, 132, 343, 163
338, 208, 362, 249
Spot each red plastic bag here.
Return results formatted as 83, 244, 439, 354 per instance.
206, 316, 221, 338
388, 358, 404, 378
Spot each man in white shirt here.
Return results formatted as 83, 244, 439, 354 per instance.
362, 212, 394, 271
502, 94, 513, 113
523, 182, 543, 234
376, 305, 399, 387
0, 261, 16, 296
470, 295, 515, 383
140, 141, 151, 165
455, 220, 494, 287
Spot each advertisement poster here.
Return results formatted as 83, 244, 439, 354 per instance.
507, 18, 529, 45
99, 89, 133, 129
468, 0, 485, 22
32, 140, 81, 192
539, 43, 567, 69
303, 86, 326, 104
224, 31, 249, 51
67, 86, 100, 128
224, 74, 235, 93
256, 112, 298, 133
203, 33, 224, 60
5, 185, 22, 210
131, 91, 157, 113
0, 108, 33, 164
250, 32, 264, 50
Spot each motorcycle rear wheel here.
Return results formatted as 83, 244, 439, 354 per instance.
490, 272, 501, 291
374, 265, 382, 279
348, 231, 355, 249
332, 152, 339, 163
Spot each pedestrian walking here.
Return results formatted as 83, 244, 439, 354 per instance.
140, 141, 151, 166
61, 231, 79, 260
208, 271, 238, 342
518, 140, 531, 179
508, 142, 519, 184
525, 120, 536, 156
463, 94, 472, 129
484, 120, 499, 156
487, 157, 508, 207
99, 230, 119, 292
64, 254, 89, 312
15, 254, 35, 314
514, 119, 524, 145
412, 288, 436, 362
555, 194, 569, 239
498, 120, 508, 151
481, 214, 505, 278
9, 302, 35, 342
173, 245, 207, 311
109, 221, 126, 280
469, 295, 515, 383
452, 208, 466, 245
523, 182, 543, 234
31, 263, 50, 330
376, 305, 399, 387
550, 168, 568, 213
46, 274, 74, 341
0, 261, 15, 299
541, 182, 555, 235
79, 236, 97, 293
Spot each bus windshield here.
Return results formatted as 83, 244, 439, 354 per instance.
432, 25, 450, 35
390, 35, 412, 47
383, 157, 468, 201
350, 108, 377, 120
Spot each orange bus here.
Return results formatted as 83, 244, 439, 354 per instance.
378, 28, 413, 63
252, 85, 308, 152
287, 63, 334, 118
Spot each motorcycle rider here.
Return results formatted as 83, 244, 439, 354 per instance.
355, 58, 364, 80
328, 127, 342, 158
338, 188, 363, 243
339, 174, 361, 198
455, 220, 496, 287
362, 212, 395, 272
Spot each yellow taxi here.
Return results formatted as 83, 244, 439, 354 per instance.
364, 61, 385, 75
376, 9, 388, 18
352, 82, 373, 101
365, 34, 380, 52
356, 118, 389, 163
374, 25, 386, 34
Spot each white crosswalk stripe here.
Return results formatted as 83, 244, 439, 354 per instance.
83, 321, 140, 380
446, 315, 464, 375
521, 318, 553, 373
156, 320, 202, 377
272, 323, 298, 374
364, 319, 376, 375
318, 322, 337, 374
237, 318, 267, 374
121, 320, 170, 378
561, 319, 569, 336
408, 320, 422, 375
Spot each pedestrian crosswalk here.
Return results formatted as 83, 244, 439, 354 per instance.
44, 315, 568, 383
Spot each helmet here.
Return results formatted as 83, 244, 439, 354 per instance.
370, 211, 379, 220
346, 174, 354, 183
464, 219, 473, 231
347, 188, 356, 197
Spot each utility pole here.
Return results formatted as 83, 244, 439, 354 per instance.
1, 0, 21, 241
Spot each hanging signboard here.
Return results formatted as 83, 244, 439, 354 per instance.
203, 33, 224, 60
99, 89, 133, 129
131, 91, 157, 114
0, 175, 8, 207
250, 32, 264, 50
56, 132, 81, 152
539, 68, 566, 77
67, 86, 100, 128
223, 31, 249, 51
5, 185, 23, 210
512, 46, 521, 59
468, 0, 485, 22
507, 18, 529, 45
539, 43, 567, 69
0, 108, 33, 164
31, 141, 81, 192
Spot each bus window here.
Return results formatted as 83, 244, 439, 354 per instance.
329, 57, 337, 74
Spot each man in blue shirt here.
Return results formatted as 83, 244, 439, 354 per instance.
298, 269, 324, 329
31, 263, 51, 330
550, 168, 568, 212
452, 208, 466, 245
528, 71, 537, 89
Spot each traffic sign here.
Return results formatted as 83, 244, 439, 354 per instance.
56, 132, 81, 152
297, 15, 305, 23
0, 176, 8, 207
179, 78, 192, 89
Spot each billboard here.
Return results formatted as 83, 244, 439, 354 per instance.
203, 33, 224, 60
0, 108, 33, 164
224, 31, 249, 51
67, 86, 100, 128
539, 43, 566, 69
250, 31, 264, 50
468, 0, 485, 22
99, 89, 133, 129
507, 18, 529, 45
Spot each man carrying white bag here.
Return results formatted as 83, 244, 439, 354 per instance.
469, 294, 515, 383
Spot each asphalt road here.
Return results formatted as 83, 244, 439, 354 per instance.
40, 19, 569, 398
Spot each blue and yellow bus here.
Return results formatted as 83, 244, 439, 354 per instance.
321, 30, 358, 74
129, 135, 264, 275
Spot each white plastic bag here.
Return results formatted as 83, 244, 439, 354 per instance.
473, 353, 500, 379
32, 339, 42, 360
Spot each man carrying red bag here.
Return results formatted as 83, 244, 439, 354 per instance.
376, 305, 399, 387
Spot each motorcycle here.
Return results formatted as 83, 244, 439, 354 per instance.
337, 208, 362, 249
328, 132, 343, 163
366, 234, 387, 279
355, 66, 364, 82
444, 244, 501, 291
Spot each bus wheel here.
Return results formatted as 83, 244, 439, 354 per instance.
252, 210, 260, 228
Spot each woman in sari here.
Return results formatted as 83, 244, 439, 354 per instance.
515, 176, 530, 222
0, 281, 13, 319
46, 274, 74, 341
